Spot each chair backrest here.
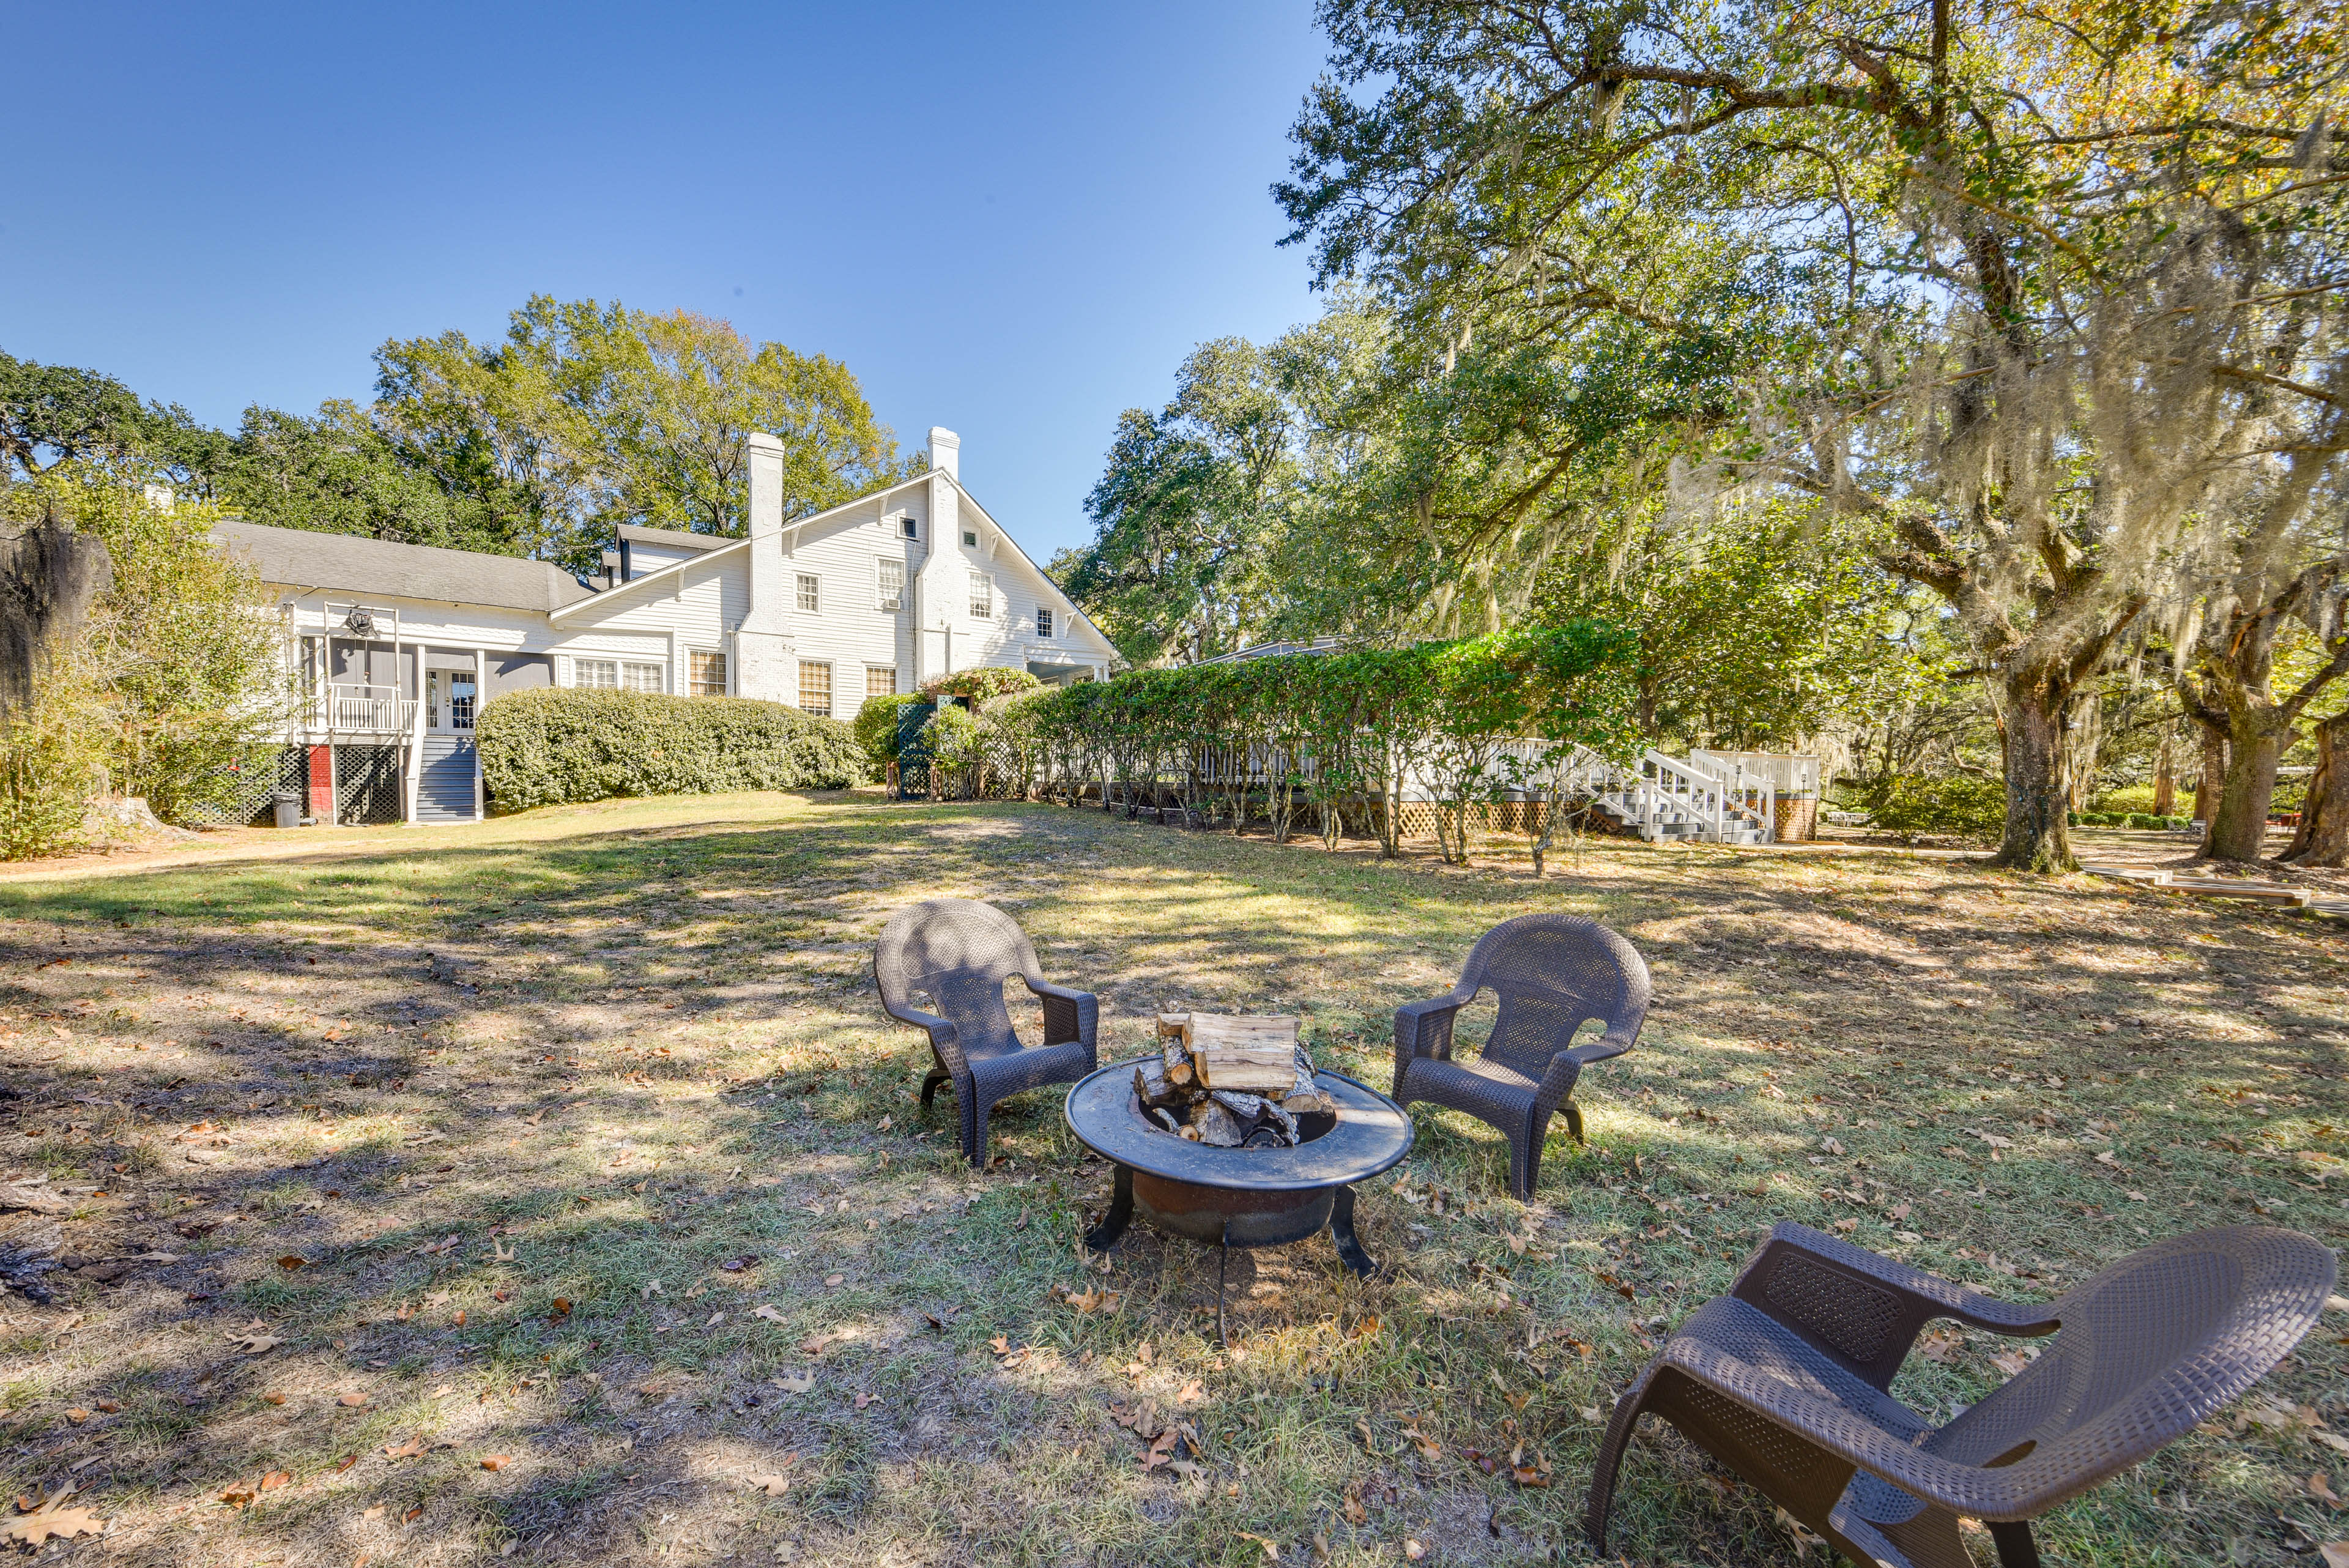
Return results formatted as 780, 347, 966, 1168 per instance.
1458, 914, 1652, 1080
874, 898, 1041, 1058
1925, 1227, 2335, 1493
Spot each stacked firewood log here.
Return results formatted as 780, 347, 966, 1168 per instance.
1132, 1012, 1339, 1148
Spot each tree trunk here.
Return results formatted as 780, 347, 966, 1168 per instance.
2192, 724, 2226, 828
2151, 721, 2176, 817
2204, 712, 2286, 863
1992, 669, 2075, 871
2280, 712, 2348, 867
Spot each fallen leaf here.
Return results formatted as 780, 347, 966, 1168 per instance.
748, 1474, 793, 1497
1990, 1350, 2034, 1377
825, 1273, 845, 1288
6, 1488, 103, 1545
1820, 1137, 1845, 1156
363, 1504, 385, 1519
2316, 1472, 2347, 1509
277, 1255, 306, 1271
2321, 1545, 2349, 1568
383, 1440, 428, 1460
1832, 1217, 1860, 1233
771, 1372, 815, 1394
1176, 1378, 1206, 1406
335, 1453, 358, 1473
549, 1299, 571, 1320
480, 1455, 510, 1473
65, 1408, 86, 1424
95, 1400, 118, 1414
1887, 1202, 1912, 1221
1235, 1530, 1280, 1559
259, 1471, 291, 1490
262, 1392, 287, 1406
1343, 1494, 1367, 1525
338, 1392, 370, 1408
854, 1392, 877, 1410
989, 1335, 1012, 1355
231, 1326, 283, 1355
754, 1304, 787, 1324
1405, 1542, 1427, 1562
798, 1331, 840, 1356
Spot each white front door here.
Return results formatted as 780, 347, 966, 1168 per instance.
426, 667, 477, 731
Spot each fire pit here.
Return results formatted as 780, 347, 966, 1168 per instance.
1063, 1054, 1414, 1340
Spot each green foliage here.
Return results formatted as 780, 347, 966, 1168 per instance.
211, 400, 538, 554
1015, 623, 1636, 860
0, 671, 106, 859
917, 667, 1040, 703
0, 476, 293, 844
375, 296, 916, 570
852, 693, 920, 773
0, 350, 226, 490
475, 688, 864, 812
1869, 776, 2008, 842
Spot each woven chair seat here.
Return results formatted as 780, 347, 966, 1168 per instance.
1392, 914, 1650, 1197
874, 898, 1099, 1167
1587, 1222, 2337, 1568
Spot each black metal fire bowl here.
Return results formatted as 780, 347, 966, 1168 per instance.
1063, 1061, 1414, 1331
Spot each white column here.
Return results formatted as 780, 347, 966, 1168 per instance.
472, 648, 486, 821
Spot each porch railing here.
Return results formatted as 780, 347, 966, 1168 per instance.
313, 685, 418, 735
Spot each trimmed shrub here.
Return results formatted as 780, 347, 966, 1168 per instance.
477, 688, 864, 812
1870, 774, 2006, 840
853, 693, 921, 775
920, 667, 1040, 703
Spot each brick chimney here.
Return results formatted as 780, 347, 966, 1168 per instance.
735, 431, 791, 700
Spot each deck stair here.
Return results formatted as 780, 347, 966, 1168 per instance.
1499, 743, 1778, 845
415, 734, 478, 823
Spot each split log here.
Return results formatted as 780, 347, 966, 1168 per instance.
1189, 1100, 1247, 1147
1134, 1059, 1189, 1110
1181, 1013, 1300, 1095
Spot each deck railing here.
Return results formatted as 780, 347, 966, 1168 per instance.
314, 685, 418, 735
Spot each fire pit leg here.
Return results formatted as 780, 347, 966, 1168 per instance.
1329, 1184, 1376, 1277
1083, 1164, 1134, 1253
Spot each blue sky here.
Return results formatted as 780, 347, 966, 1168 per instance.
0, 2, 1330, 559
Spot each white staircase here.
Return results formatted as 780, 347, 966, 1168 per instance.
1501, 743, 1779, 845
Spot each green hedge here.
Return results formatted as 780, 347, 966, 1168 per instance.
1869, 774, 2007, 839
852, 693, 922, 775
2069, 809, 2191, 830
477, 688, 864, 811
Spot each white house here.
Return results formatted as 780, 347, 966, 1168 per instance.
217, 427, 1119, 825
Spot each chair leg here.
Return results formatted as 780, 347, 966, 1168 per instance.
921, 1069, 951, 1110
1562, 1099, 1584, 1142
1510, 1109, 1553, 1199
1583, 1370, 1656, 1554
965, 1098, 992, 1168
1988, 1521, 2041, 1568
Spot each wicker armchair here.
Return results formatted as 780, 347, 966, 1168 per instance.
1587, 1222, 2337, 1568
1391, 913, 1650, 1197
875, 898, 1099, 1166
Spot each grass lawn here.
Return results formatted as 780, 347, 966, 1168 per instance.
0, 790, 2342, 1567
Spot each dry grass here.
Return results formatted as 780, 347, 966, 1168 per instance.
0, 790, 2342, 1567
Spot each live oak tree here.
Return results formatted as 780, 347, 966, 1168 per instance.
1278, 0, 2347, 870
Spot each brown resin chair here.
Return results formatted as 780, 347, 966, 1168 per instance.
875, 898, 1098, 1165
1391, 913, 1650, 1197
1587, 1221, 2337, 1568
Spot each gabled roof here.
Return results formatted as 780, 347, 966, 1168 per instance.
547, 471, 1117, 662
213, 520, 596, 614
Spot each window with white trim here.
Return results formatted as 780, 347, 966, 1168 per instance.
1036, 606, 1053, 638
575, 658, 619, 689
866, 665, 897, 699
877, 559, 904, 611
689, 650, 727, 696
798, 660, 833, 717
796, 573, 820, 613
968, 570, 993, 620
622, 661, 664, 693
899, 514, 918, 539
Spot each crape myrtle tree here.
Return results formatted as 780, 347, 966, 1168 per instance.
1278, 0, 2348, 871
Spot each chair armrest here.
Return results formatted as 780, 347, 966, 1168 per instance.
881, 998, 967, 1074
1658, 1334, 2068, 1522
1743, 1222, 2062, 1337
1393, 992, 1469, 1096
1025, 976, 1099, 1055
1566, 1019, 1641, 1066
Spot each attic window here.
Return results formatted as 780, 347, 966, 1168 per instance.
1037, 607, 1053, 639
900, 515, 918, 539
962, 529, 978, 548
